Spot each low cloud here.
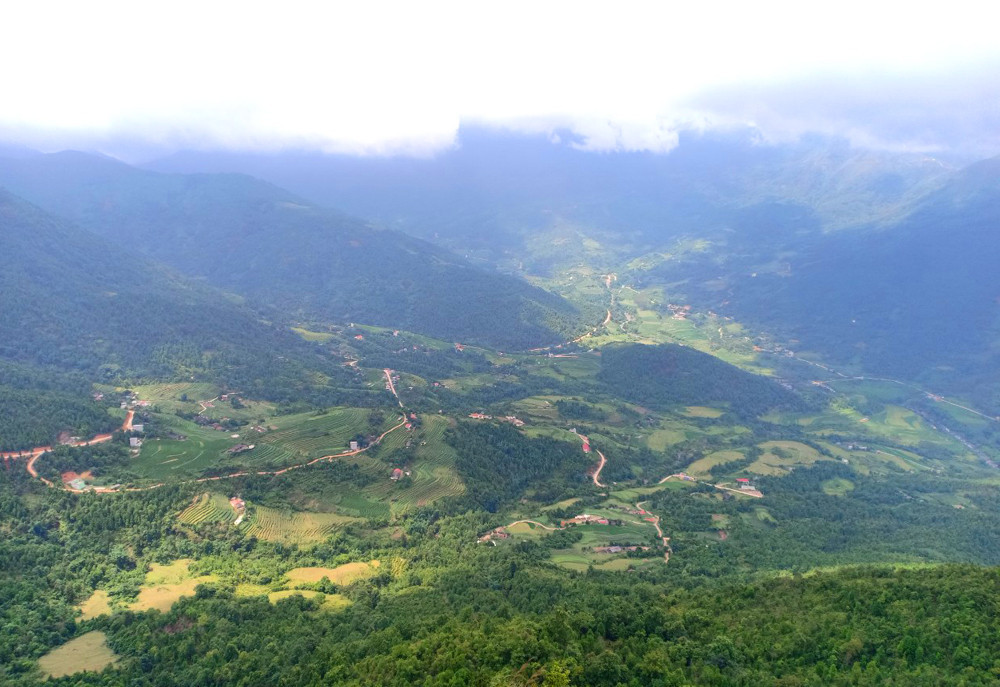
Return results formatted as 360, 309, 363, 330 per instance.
2, 2, 999, 160
682, 62, 1000, 158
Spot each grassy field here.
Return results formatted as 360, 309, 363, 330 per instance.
686, 450, 745, 477
646, 427, 686, 451
135, 406, 389, 482
133, 417, 237, 480
243, 505, 359, 543
285, 561, 380, 586
682, 406, 726, 419
38, 631, 119, 678
748, 441, 827, 476
822, 477, 856, 496
266, 590, 352, 609
130, 560, 217, 612
77, 589, 111, 620
291, 326, 336, 342
549, 519, 662, 571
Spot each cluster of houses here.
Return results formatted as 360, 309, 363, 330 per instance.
667, 303, 692, 320
118, 392, 151, 410
230, 496, 246, 526
227, 443, 255, 455
477, 526, 510, 543
467, 413, 525, 427
390, 467, 412, 481
593, 545, 649, 554
560, 514, 621, 527
193, 415, 236, 432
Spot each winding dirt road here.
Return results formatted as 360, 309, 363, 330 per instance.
23, 410, 408, 494
591, 449, 607, 487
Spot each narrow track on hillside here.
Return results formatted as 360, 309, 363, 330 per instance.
23, 412, 408, 494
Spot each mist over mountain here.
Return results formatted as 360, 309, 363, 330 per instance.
146, 127, 956, 253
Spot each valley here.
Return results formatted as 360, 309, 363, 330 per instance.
3, 140, 1000, 686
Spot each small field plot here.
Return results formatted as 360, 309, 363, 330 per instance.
291, 326, 335, 342
646, 427, 686, 451
76, 589, 112, 620
177, 492, 234, 525
243, 505, 359, 544
127, 382, 218, 411
686, 450, 745, 478
132, 416, 234, 480
130, 559, 217, 613
267, 590, 352, 609
285, 561, 380, 586
683, 406, 725, 419
549, 518, 662, 571
748, 441, 828, 476
822, 477, 855, 496
506, 521, 555, 540
38, 631, 119, 678
510, 396, 561, 421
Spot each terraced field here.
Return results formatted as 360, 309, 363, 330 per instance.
257, 408, 376, 460
122, 382, 218, 409
177, 492, 234, 525
133, 418, 234, 479
360, 415, 465, 512
243, 505, 359, 543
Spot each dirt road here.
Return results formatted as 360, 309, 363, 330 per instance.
591, 450, 607, 487
24, 410, 408, 494
383, 369, 404, 408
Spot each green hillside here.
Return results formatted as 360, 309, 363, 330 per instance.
0, 152, 582, 350
0, 188, 366, 409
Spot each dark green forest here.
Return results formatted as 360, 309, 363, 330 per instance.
598, 344, 806, 418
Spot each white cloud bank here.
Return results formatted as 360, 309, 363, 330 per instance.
2, 0, 999, 158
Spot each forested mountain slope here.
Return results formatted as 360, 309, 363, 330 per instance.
0, 152, 581, 349
0, 189, 362, 406
701, 156, 1000, 403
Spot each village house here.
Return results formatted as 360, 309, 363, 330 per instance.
129, 437, 142, 448
390, 468, 403, 480
227, 443, 255, 454
478, 526, 510, 543
560, 514, 614, 527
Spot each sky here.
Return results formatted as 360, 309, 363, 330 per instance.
2, 0, 999, 160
